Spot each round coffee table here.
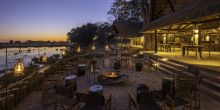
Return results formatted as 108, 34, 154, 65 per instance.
89, 85, 103, 94
65, 75, 77, 86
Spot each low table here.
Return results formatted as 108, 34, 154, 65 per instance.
182, 45, 203, 57
65, 75, 77, 86
89, 85, 103, 95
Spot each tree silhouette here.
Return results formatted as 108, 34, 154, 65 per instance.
108, 0, 142, 23
67, 22, 115, 45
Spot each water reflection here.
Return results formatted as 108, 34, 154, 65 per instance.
0, 47, 65, 72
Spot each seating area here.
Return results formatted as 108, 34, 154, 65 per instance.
0, 48, 216, 110
1, 0, 220, 110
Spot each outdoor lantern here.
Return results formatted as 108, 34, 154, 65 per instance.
14, 59, 24, 76
77, 46, 81, 53
61, 49, 66, 56
105, 44, 109, 50
41, 53, 48, 63
92, 44, 96, 50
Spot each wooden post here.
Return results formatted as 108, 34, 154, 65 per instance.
155, 30, 158, 53
5, 48, 7, 70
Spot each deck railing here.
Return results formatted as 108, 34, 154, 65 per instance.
0, 56, 77, 110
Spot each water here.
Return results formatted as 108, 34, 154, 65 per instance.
0, 47, 66, 72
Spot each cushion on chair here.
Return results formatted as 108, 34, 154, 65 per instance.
82, 103, 103, 110
139, 101, 162, 110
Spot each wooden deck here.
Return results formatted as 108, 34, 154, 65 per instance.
14, 57, 220, 110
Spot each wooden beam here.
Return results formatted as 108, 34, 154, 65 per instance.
182, 24, 192, 29
154, 30, 158, 53
166, 0, 175, 12
150, 0, 155, 21
158, 29, 191, 31
156, 0, 167, 18
177, 24, 183, 29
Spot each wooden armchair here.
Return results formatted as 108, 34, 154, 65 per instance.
128, 92, 162, 110
41, 76, 59, 106
54, 84, 77, 110
161, 78, 195, 110
129, 84, 162, 110
76, 92, 111, 110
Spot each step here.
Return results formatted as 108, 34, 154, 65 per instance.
156, 66, 174, 77
158, 59, 187, 71
201, 78, 220, 93
164, 57, 220, 77
200, 71, 220, 84
159, 62, 185, 74
160, 63, 220, 93
197, 66, 220, 77
200, 85, 220, 102
168, 58, 189, 67
158, 67, 220, 102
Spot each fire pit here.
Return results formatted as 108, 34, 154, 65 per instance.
102, 71, 119, 79
98, 71, 129, 85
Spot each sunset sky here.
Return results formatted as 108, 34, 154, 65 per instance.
0, 0, 114, 42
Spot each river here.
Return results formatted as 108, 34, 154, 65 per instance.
0, 47, 66, 72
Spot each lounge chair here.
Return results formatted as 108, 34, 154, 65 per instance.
129, 84, 162, 110
54, 84, 77, 110
76, 92, 111, 110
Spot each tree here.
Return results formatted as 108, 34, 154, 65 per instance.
95, 22, 115, 44
9, 40, 13, 44
67, 22, 115, 45
67, 23, 97, 45
107, 0, 142, 23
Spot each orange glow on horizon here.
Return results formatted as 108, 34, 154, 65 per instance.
0, 34, 66, 42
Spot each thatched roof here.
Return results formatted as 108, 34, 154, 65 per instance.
114, 22, 143, 38
141, 0, 197, 22
141, 0, 220, 32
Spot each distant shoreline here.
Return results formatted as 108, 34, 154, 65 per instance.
0, 42, 73, 49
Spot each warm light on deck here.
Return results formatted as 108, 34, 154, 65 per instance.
14, 59, 24, 76
194, 29, 199, 33
206, 35, 210, 41
161, 57, 168, 61
153, 62, 159, 66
